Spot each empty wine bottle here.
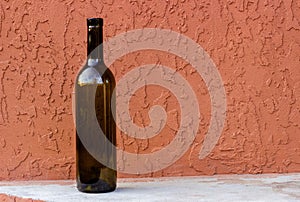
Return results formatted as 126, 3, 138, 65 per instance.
75, 18, 116, 193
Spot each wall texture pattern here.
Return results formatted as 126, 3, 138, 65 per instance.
0, 0, 299, 180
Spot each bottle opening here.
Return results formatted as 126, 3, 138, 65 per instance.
87, 18, 103, 27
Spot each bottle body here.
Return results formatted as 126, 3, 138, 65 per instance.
75, 18, 116, 193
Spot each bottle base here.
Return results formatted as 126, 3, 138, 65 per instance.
77, 180, 116, 193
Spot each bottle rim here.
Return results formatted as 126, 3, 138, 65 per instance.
87, 18, 103, 26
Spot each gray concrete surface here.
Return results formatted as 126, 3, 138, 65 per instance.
0, 173, 299, 201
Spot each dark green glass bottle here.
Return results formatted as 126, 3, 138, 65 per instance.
75, 18, 116, 193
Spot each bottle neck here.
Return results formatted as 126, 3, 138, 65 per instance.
87, 25, 103, 62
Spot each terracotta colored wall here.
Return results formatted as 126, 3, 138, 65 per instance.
0, 0, 299, 180
0, 194, 43, 202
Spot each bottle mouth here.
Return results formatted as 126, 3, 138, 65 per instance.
87, 18, 103, 27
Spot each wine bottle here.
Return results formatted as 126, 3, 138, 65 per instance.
75, 18, 116, 193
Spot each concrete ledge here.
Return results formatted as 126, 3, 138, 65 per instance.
0, 173, 299, 201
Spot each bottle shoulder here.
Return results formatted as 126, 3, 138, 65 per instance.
76, 61, 115, 86
102, 67, 115, 83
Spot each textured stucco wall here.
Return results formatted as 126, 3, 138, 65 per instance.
0, 194, 43, 202
0, 0, 299, 180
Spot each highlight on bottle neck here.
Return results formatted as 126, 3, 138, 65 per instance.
87, 18, 104, 61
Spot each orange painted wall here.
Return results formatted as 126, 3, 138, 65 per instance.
0, 0, 299, 180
